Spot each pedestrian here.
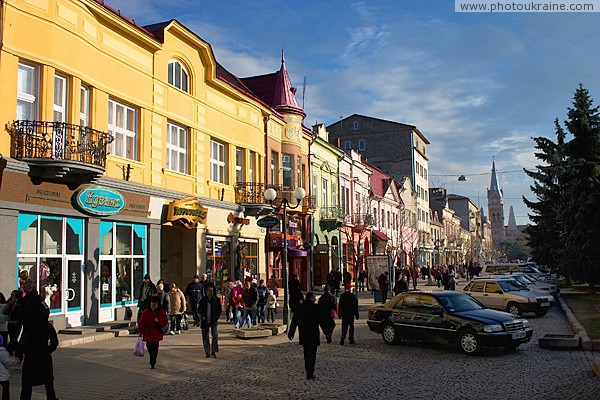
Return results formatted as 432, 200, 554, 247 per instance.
410, 266, 419, 290
184, 274, 204, 328
357, 269, 366, 292
288, 292, 320, 380
332, 268, 342, 296
378, 272, 389, 304
0, 293, 8, 349
231, 281, 244, 328
1, 335, 21, 400
240, 279, 257, 328
342, 269, 352, 286
288, 274, 303, 313
20, 320, 58, 400
393, 275, 409, 295
155, 283, 170, 321
266, 290, 277, 323
168, 283, 186, 334
317, 285, 337, 344
198, 283, 221, 358
137, 274, 156, 323
256, 279, 269, 324
267, 274, 279, 298
138, 296, 169, 369
2, 291, 21, 354
338, 284, 359, 346
222, 276, 234, 322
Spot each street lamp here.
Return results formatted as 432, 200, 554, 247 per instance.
264, 186, 306, 330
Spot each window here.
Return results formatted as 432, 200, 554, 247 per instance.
168, 60, 189, 92
387, 211, 391, 229
249, 151, 255, 183
394, 294, 419, 311
17, 62, 38, 120
469, 281, 485, 292
108, 99, 138, 160
210, 139, 227, 184
419, 295, 442, 313
380, 209, 385, 228
346, 187, 350, 214
359, 139, 366, 151
53, 74, 68, 123
485, 282, 501, 293
271, 151, 278, 185
344, 140, 351, 150
236, 147, 244, 183
373, 208, 377, 224
166, 122, 188, 174
322, 178, 328, 207
353, 121, 359, 130
312, 173, 318, 206
331, 180, 337, 207
282, 154, 293, 189
424, 168, 428, 180
297, 156, 302, 188
80, 85, 90, 127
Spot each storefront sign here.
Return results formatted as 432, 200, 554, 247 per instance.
73, 186, 125, 216
227, 213, 250, 225
257, 216, 280, 228
166, 197, 208, 229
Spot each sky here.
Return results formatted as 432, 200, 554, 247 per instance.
103, 0, 600, 225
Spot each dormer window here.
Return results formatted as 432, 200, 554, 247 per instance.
168, 60, 188, 92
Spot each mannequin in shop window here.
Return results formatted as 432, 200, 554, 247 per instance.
235, 243, 246, 281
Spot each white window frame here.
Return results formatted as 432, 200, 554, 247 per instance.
282, 154, 293, 189
166, 122, 188, 174
249, 151, 255, 183
322, 178, 328, 208
359, 139, 366, 151
271, 151, 279, 185
353, 121, 359, 130
80, 85, 90, 127
53, 74, 68, 123
297, 156, 302, 188
210, 139, 227, 184
108, 98, 138, 160
17, 62, 38, 120
168, 60, 189, 92
236, 147, 244, 183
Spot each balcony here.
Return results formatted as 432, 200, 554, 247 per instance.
234, 182, 279, 217
8, 120, 113, 182
352, 213, 374, 231
319, 206, 344, 232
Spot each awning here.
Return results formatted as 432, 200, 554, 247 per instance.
372, 230, 390, 241
288, 249, 308, 257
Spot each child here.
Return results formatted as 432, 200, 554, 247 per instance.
138, 296, 168, 369
266, 289, 277, 323
0, 336, 21, 400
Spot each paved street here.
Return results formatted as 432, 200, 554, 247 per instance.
8, 289, 600, 400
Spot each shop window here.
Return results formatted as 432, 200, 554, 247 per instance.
16, 213, 84, 314
206, 237, 231, 293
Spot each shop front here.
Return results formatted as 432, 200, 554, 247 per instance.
0, 170, 155, 329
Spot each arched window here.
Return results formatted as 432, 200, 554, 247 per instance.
168, 60, 189, 92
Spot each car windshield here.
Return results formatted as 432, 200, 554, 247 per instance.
498, 279, 527, 292
438, 294, 484, 312
511, 275, 530, 285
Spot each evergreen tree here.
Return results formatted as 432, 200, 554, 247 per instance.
561, 84, 600, 291
523, 119, 566, 276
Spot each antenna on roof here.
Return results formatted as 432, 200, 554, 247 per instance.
302, 76, 307, 109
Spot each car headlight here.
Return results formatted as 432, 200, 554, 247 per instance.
522, 319, 530, 328
483, 324, 504, 333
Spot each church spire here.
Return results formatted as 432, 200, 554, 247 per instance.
507, 205, 518, 230
273, 49, 305, 117
487, 158, 503, 199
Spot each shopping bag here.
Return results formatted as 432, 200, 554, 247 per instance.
133, 336, 145, 357
181, 313, 189, 331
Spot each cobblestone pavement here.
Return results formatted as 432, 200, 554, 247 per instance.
9, 292, 600, 400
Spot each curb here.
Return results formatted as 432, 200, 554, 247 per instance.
557, 295, 600, 377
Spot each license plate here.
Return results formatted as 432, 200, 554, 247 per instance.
541, 302, 550, 307
512, 331, 526, 339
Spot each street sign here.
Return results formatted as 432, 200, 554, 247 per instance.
257, 215, 280, 228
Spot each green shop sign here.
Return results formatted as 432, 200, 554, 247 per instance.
73, 186, 126, 216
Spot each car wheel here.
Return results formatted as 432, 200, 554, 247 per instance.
382, 322, 398, 345
507, 302, 523, 316
458, 329, 481, 355
534, 309, 548, 317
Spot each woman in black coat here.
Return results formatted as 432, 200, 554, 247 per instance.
20, 321, 59, 400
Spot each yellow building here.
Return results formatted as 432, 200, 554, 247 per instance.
0, 0, 282, 327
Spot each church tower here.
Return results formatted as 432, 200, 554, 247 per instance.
487, 159, 505, 246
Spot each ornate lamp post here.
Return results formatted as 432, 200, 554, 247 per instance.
264, 186, 306, 329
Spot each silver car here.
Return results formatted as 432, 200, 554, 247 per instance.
506, 273, 559, 297
463, 277, 553, 317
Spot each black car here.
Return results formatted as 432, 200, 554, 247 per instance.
367, 291, 533, 355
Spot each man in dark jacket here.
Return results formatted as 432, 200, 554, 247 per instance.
378, 272, 389, 304
137, 274, 156, 322
288, 292, 320, 380
338, 283, 359, 346
185, 274, 204, 327
317, 285, 337, 343
256, 279, 269, 323
198, 283, 222, 358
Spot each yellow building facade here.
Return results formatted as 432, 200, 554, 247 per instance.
0, 0, 284, 327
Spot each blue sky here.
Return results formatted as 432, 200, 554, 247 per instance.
104, 0, 600, 225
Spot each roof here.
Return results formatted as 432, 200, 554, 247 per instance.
372, 230, 390, 241
330, 114, 429, 145
363, 159, 398, 199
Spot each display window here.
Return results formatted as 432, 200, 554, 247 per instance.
205, 237, 232, 293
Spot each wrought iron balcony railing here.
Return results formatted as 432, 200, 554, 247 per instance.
353, 213, 374, 227
320, 206, 345, 221
235, 182, 279, 205
8, 120, 113, 168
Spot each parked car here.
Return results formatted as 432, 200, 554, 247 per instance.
481, 262, 553, 282
505, 273, 559, 297
367, 291, 533, 355
463, 277, 553, 316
